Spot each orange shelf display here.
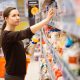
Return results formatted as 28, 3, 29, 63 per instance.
26, 54, 31, 73
0, 57, 6, 78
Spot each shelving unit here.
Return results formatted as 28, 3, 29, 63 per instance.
35, 0, 80, 80
42, 28, 78, 80
36, 0, 80, 38
48, 0, 80, 38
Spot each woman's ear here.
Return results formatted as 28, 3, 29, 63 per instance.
4, 17, 8, 22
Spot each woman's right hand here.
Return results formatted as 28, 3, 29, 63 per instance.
46, 8, 56, 22
30, 8, 56, 34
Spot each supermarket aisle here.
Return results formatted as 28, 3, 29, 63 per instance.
25, 60, 40, 80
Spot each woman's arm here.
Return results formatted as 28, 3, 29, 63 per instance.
30, 8, 55, 33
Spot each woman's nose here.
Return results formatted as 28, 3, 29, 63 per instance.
16, 16, 20, 20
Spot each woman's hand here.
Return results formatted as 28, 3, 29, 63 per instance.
46, 8, 55, 22
30, 8, 56, 33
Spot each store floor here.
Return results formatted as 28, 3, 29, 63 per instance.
25, 59, 40, 80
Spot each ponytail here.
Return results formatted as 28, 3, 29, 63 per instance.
2, 21, 6, 31
1, 21, 6, 46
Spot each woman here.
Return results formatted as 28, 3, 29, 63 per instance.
1, 7, 54, 80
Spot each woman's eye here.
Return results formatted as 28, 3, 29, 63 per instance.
12, 14, 16, 17
18, 14, 20, 17
12, 14, 20, 17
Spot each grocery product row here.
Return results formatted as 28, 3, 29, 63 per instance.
35, 0, 80, 80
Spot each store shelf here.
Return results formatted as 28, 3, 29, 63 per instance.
35, 0, 80, 80
48, 21, 80, 38
41, 28, 78, 80
35, 0, 80, 38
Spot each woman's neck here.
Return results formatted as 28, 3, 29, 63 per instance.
4, 24, 15, 31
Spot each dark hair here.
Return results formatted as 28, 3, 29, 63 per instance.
2, 7, 16, 31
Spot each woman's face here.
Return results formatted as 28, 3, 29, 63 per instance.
6, 9, 20, 27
